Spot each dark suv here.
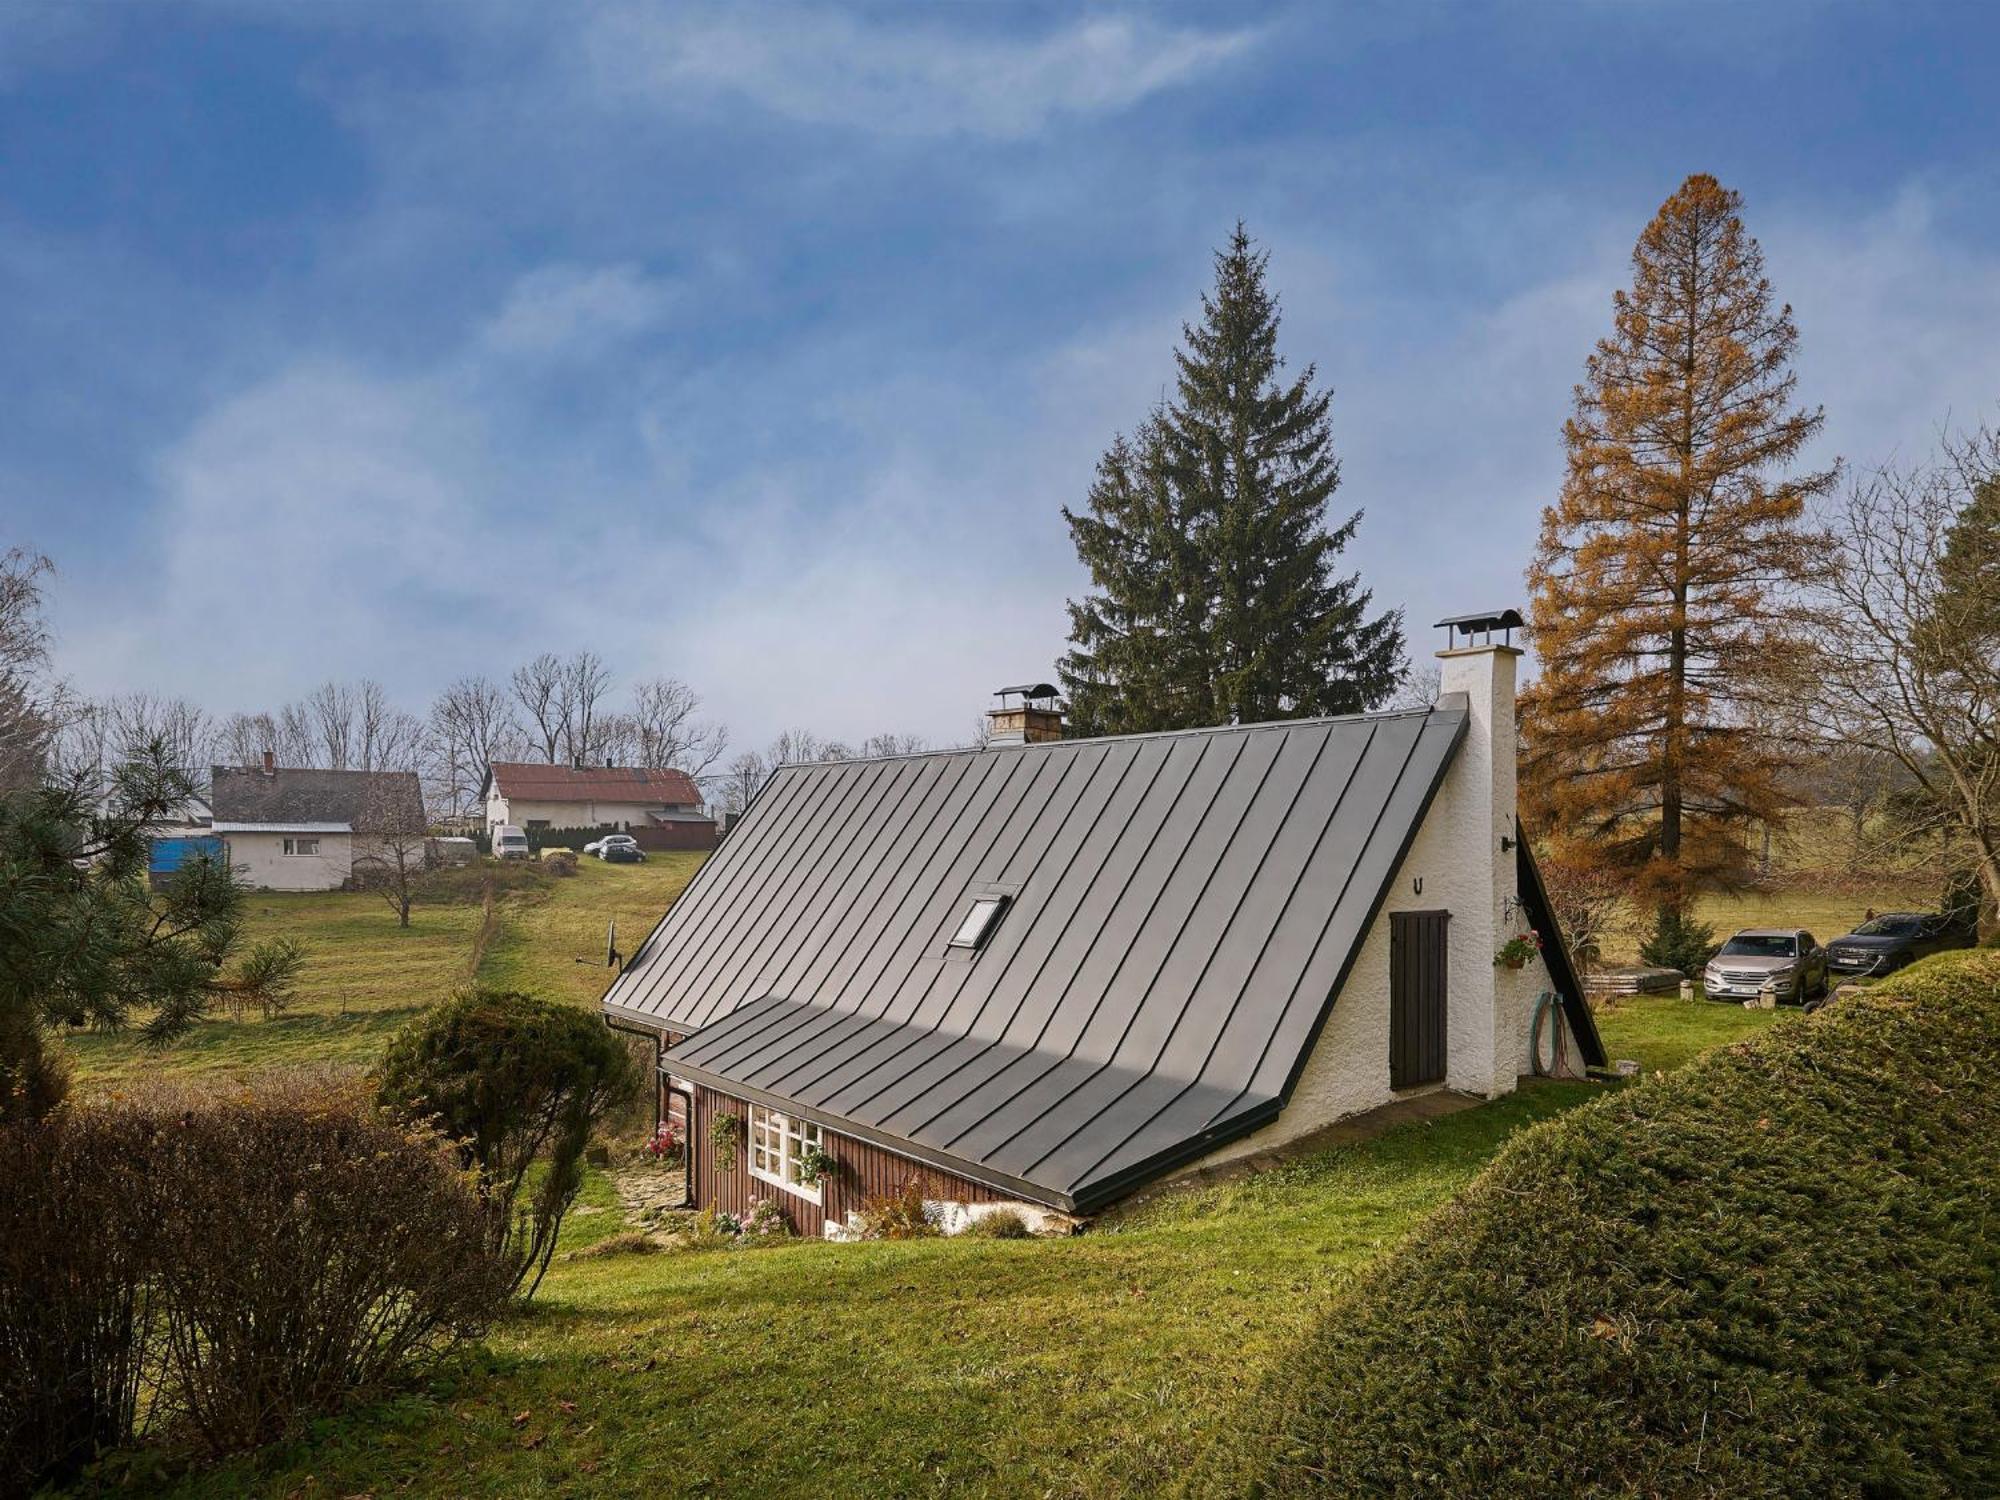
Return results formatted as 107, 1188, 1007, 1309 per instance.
1825, 912, 1973, 979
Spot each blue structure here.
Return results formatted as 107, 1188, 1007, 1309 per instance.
150, 835, 223, 877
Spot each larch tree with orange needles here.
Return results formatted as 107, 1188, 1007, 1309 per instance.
1520, 174, 1834, 920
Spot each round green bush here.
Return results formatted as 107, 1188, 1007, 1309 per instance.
1213, 952, 2000, 1499
379, 989, 637, 1299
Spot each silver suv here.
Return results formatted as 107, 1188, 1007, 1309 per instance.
1702, 929, 1828, 1004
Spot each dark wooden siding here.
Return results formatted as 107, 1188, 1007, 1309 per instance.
687, 1084, 1004, 1237
1389, 910, 1449, 1090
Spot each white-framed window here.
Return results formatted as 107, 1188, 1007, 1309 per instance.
282, 837, 320, 857
748, 1104, 823, 1204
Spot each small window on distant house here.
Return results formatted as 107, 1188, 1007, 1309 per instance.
949, 896, 1008, 951
282, 837, 320, 857
747, 1105, 822, 1204
526, 819, 551, 831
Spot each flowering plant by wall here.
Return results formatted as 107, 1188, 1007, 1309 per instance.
739, 1197, 791, 1240
709, 1112, 743, 1172
793, 1141, 837, 1187
642, 1122, 681, 1162
1495, 931, 1542, 970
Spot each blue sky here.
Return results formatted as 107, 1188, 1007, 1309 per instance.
5, 2, 1998, 750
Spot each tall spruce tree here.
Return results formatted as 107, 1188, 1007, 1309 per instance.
1060, 226, 1403, 735
1520, 175, 1834, 916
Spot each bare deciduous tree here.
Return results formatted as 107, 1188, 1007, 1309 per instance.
352, 774, 432, 929
305, 681, 357, 770
857, 732, 928, 758
1386, 663, 1441, 712
429, 677, 520, 816
108, 694, 211, 772
556, 651, 613, 767
275, 702, 316, 767
718, 751, 770, 817
0, 549, 67, 789
215, 712, 277, 769
511, 654, 564, 764
1798, 431, 2000, 933
629, 676, 729, 776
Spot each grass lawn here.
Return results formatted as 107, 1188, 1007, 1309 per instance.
63, 854, 705, 1092
479, 852, 709, 1008
151, 997, 1766, 1500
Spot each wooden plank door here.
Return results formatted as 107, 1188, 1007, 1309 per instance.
1390, 911, 1449, 1089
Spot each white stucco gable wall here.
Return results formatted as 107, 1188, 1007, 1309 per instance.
1190, 641, 1557, 1174
226, 830, 355, 891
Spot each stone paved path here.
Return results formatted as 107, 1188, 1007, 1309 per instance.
608, 1158, 692, 1242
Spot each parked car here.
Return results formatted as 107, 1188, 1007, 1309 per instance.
493, 824, 530, 861
599, 842, 646, 864
584, 833, 640, 857
1825, 911, 1973, 979
1701, 928, 1828, 1004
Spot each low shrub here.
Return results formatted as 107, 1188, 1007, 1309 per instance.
856, 1179, 939, 1240
1209, 951, 2000, 1498
738, 1197, 791, 1242
541, 850, 578, 877
378, 990, 638, 1301
964, 1207, 1032, 1240
0, 1109, 154, 1492
0, 1077, 507, 1489
142, 1076, 510, 1457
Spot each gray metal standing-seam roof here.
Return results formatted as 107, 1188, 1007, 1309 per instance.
603, 702, 1470, 1211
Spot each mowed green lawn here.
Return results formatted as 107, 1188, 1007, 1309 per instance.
63, 853, 707, 1093
150, 996, 1771, 1500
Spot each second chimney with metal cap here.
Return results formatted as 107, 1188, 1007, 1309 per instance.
987, 683, 1065, 745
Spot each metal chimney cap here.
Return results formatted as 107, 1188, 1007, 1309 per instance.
1433, 609, 1524, 647
1432, 609, 1524, 633
995, 682, 1060, 703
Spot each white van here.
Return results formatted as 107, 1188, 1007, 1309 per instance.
493, 824, 530, 861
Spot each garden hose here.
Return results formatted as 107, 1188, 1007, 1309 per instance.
1529, 989, 1569, 1079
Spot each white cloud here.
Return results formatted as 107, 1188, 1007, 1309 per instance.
480, 263, 679, 356
581, 6, 1259, 139
61, 364, 506, 707
1768, 187, 2000, 474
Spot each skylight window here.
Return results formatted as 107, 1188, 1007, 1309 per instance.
949, 896, 1008, 951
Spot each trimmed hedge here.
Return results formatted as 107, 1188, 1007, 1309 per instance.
1210, 952, 2000, 1499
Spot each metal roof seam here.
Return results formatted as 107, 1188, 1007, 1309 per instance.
1048, 722, 1352, 1191
691, 754, 916, 1034
996, 721, 1301, 1178
877, 732, 1245, 1143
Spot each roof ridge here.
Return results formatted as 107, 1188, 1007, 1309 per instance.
766, 701, 1462, 772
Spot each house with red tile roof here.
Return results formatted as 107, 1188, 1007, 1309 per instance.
480, 763, 716, 850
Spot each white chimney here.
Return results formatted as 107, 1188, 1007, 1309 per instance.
1434, 611, 1526, 1097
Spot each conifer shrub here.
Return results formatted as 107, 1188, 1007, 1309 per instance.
1209, 951, 2000, 1499
1638, 903, 1717, 976
378, 989, 637, 1299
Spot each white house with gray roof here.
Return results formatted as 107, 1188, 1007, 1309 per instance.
209, 754, 425, 892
